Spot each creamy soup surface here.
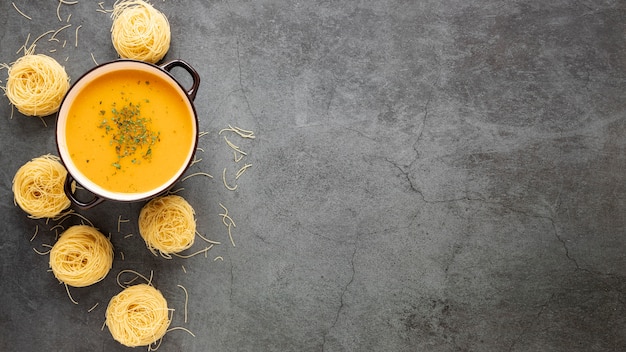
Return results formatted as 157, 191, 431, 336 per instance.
65, 69, 194, 193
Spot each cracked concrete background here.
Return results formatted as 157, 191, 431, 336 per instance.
1, 1, 625, 351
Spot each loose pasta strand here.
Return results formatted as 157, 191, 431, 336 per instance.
235, 163, 252, 179
116, 269, 154, 289
12, 2, 32, 20
180, 172, 213, 182
218, 124, 256, 139
177, 284, 188, 323
64, 283, 79, 304
172, 245, 214, 259
224, 136, 247, 156
218, 203, 237, 247
222, 168, 237, 191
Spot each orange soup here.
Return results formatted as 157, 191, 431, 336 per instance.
65, 69, 195, 194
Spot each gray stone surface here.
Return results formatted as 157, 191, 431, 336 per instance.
1, 1, 625, 351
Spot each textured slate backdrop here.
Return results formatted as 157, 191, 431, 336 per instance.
0, 1, 625, 351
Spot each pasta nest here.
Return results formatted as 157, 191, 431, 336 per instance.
138, 195, 196, 257
49, 225, 114, 287
105, 284, 171, 347
4, 54, 70, 116
111, 0, 171, 64
12, 154, 71, 219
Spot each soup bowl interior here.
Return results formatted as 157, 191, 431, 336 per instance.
56, 60, 198, 203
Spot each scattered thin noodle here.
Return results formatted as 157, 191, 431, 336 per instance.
49, 24, 72, 42
172, 245, 214, 259
227, 225, 235, 247
12, 155, 71, 218
116, 269, 154, 289
177, 284, 188, 323
65, 283, 79, 304
110, 0, 171, 63
146, 326, 195, 351
50, 209, 94, 227
75, 24, 82, 47
190, 157, 202, 166
15, 32, 31, 55
30, 225, 39, 242
196, 232, 220, 245
56, 1, 63, 21
168, 187, 184, 194
214, 256, 223, 261
52, 210, 95, 228
218, 203, 236, 228
235, 163, 252, 179
149, 338, 163, 351
180, 172, 213, 182
224, 136, 247, 156
118, 215, 130, 232
166, 326, 195, 337
219, 203, 236, 247
33, 243, 53, 255
88, 302, 99, 312
219, 125, 256, 139
12, 2, 32, 20
49, 224, 65, 233
124, 276, 140, 286
55, 0, 78, 22
222, 168, 237, 191
27, 30, 55, 53
53, 213, 71, 224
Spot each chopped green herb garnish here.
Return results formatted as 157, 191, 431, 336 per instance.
98, 100, 159, 171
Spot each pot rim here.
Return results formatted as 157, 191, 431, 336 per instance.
55, 59, 200, 205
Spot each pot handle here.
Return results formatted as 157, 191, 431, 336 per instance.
64, 174, 106, 209
161, 60, 201, 101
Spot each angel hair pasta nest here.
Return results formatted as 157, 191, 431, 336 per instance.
138, 195, 196, 257
105, 284, 171, 347
49, 225, 114, 287
111, 0, 171, 64
12, 154, 71, 219
4, 54, 70, 116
